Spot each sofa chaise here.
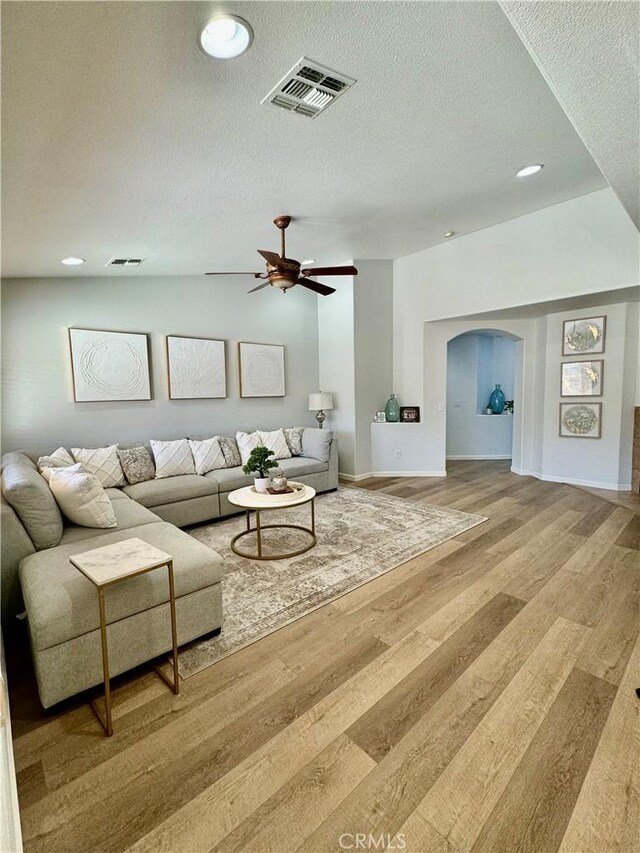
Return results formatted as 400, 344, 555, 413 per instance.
1, 431, 337, 708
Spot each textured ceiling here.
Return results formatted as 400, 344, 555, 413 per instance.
1, 1, 606, 278
501, 0, 639, 229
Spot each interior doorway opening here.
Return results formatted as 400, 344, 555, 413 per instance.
446, 330, 519, 465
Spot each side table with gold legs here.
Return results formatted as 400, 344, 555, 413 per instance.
70, 537, 179, 737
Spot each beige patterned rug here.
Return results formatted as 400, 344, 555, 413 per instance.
179, 487, 486, 677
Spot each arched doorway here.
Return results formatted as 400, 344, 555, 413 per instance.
446, 328, 524, 468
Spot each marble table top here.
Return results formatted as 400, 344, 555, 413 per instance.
227, 482, 315, 510
70, 537, 172, 586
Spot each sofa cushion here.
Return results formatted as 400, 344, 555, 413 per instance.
302, 429, 333, 463
19, 521, 224, 650
204, 466, 254, 492
122, 474, 218, 507
206, 456, 327, 492
1, 452, 63, 550
150, 438, 196, 478
71, 445, 126, 488
105, 487, 129, 502
60, 497, 161, 545
275, 456, 328, 477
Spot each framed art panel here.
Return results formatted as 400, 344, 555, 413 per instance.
238, 342, 285, 397
559, 402, 602, 438
166, 336, 226, 399
68, 328, 151, 402
560, 360, 604, 397
562, 316, 606, 356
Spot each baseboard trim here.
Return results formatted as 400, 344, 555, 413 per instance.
446, 455, 512, 460
340, 470, 447, 480
510, 466, 632, 492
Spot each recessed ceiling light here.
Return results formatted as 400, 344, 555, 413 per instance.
516, 163, 543, 178
199, 15, 253, 60
444, 231, 456, 239
61, 257, 85, 265
302, 259, 316, 265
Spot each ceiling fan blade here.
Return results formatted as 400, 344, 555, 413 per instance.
248, 281, 271, 293
297, 278, 336, 296
301, 265, 358, 276
205, 271, 263, 276
257, 249, 282, 266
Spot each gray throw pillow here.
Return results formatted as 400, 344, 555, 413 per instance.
117, 446, 155, 485
218, 435, 242, 468
284, 427, 304, 456
301, 428, 333, 463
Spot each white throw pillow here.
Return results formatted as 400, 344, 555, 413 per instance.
37, 447, 75, 472
48, 464, 117, 528
71, 444, 126, 488
236, 431, 263, 466
257, 429, 292, 460
150, 438, 196, 479
188, 437, 226, 476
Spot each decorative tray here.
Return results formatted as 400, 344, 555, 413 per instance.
250, 482, 305, 500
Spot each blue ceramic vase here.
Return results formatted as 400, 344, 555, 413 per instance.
385, 393, 400, 422
489, 384, 505, 414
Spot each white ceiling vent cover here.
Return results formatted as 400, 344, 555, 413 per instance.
262, 58, 356, 118
105, 257, 146, 267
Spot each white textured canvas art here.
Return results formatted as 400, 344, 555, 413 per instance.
167, 336, 226, 399
69, 328, 151, 402
238, 342, 285, 397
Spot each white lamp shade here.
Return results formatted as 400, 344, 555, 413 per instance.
309, 392, 333, 411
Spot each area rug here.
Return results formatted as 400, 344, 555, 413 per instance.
179, 487, 486, 677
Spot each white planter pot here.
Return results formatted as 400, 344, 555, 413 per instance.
254, 477, 270, 493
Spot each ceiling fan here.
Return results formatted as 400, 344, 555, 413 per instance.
205, 215, 357, 296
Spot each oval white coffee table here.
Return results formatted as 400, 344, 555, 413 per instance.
227, 482, 316, 560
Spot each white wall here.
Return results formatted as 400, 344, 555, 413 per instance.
446, 333, 515, 459
1, 276, 320, 453
393, 188, 639, 406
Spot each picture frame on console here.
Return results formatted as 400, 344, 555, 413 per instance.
400, 406, 420, 423
68, 327, 152, 402
166, 335, 226, 399
238, 342, 285, 397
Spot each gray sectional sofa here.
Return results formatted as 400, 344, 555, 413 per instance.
1, 433, 337, 708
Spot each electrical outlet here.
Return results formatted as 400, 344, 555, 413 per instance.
394, 449, 401, 459
438, 402, 444, 412
453, 400, 463, 408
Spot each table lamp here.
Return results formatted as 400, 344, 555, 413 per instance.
309, 392, 333, 429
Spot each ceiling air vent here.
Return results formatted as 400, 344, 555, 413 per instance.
105, 258, 146, 267
262, 57, 356, 119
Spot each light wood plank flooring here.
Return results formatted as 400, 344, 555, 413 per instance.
6, 461, 640, 853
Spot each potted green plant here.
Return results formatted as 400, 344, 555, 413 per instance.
243, 446, 278, 493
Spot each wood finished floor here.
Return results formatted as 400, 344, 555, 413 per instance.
6, 460, 640, 853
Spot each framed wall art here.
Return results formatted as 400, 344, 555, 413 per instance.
68, 328, 151, 402
559, 402, 602, 439
166, 335, 226, 399
238, 342, 285, 397
562, 316, 606, 356
561, 360, 604, 397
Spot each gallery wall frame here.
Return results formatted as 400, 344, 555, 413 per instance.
560, 359, 604, 397
166, 335, 226, 399
238, 342, 286, 398
68, 327, 152, 402
562, 315, 607, 356
559, 401, 602, 439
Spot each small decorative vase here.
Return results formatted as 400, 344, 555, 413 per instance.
254, 477, 270, 493
385, 393, 400, 423
489, 384, 506, 415
272, 475, 288, 491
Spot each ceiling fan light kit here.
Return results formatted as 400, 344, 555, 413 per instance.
205, 216, 358, 297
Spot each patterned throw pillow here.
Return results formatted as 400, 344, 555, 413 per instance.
283, 427, 304, 457
217, 436, 242, 469
257, 429, 292, 460
116, 446, 155, 485
71, 444, 126, 488
236, 431, 263, 466
188, 437, 226, 476
37, 447, 75, 472
150, 439, 196, 479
